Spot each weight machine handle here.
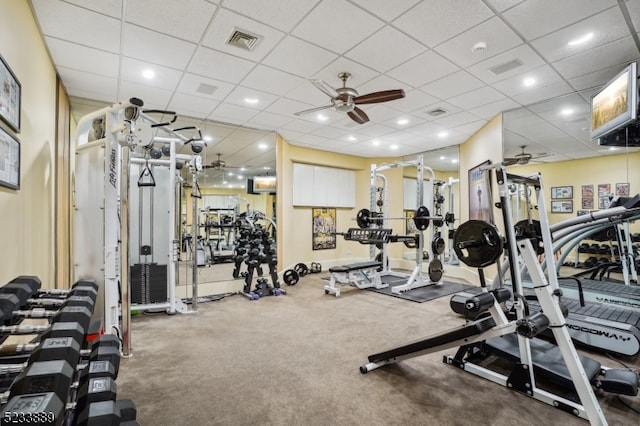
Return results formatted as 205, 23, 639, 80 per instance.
137, 160, 156, 187
142, 109, 178, 128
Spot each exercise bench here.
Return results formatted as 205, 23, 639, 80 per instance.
324, 261, 385, 297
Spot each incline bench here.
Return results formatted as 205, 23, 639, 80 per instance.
324, 261, 385, 297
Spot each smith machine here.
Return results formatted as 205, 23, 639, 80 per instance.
75, 98, 204, 356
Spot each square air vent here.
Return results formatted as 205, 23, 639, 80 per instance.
226, 28, 261, 51
427, 108, 447, 117
196, 83, 217, 95
489, 59, 523, 75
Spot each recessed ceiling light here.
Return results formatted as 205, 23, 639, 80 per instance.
228, 172, 234, 176
244, 97, 259, 104
397, 118, 409, 125
317, 114, 328, 121
142, 69, 155, 79
240, 167, 247, 171
451, 159, 458, 164
372, 140, 380, 146
523, 77, 536, 87
222, 180, 228, 185
347, 135, 357, 142
440, 156, 446, 160
390, 144, 399, 150
263, 166, 271, 170
237, 175, 243, 179
438, 131, 448, 138
203, 135, 213, 142
258, 143, 268, 149
608, 147, 618, 151
568, 32, 593, 46
561, 108, 574, 116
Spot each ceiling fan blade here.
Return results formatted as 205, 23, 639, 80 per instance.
294, 104, 334, 116
354, 89, 405, 105
310, 79, 339, 98
348, 107, 369, 124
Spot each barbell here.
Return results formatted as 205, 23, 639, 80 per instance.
355, 206, 441, 231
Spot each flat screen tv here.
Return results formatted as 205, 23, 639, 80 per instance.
252, 176, 276, 194
591, 62, 637, 141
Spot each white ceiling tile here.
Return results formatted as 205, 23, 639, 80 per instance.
44, 37, 119, 78
420, 71, 485, 99
419, 101, 463, 119
209, 103, 259, 124
393, 0, 494, 48
360, 104, 408, 123
447, 86, 507, 110
310, 126, 351, 140
261, 37, 337, 78
118, 81, 173, 108
188, 47, 257, 83
292, 0, 384, 54
56, 66, 118, 96
224, 86, 279, 110
387, 89, 439, 114
345, 26, 427, 73
433, 111, 482, 128
483, 0, 525, 12
387, 51, 459, 88
200, 9, 285, 62
167, 93, 219, 119
241, 66, 307, 98
501, 0, 617, 39
468, 98, 520, 119
434, 17, 523, 68
492, 65, 563, 96
530, 8, 630, 63
567, 64, 627, 91
552, 37, 639, 80
510, 81, 574, 106
222, 0, 319, 32
264, 98, 317, 117
65, 0, 123, 18
627, 0, 640, 31
313, 59, 379, 85
248, 112, 296, 129
124, 0, 216, 43
349, 0, 421, 21
466, 44, 546, 84
176, 73, 235, 101
120, 57, 183, 89
454, 120, 489, 136
352, 123, 396, 138
31, 0, 121, 52
280, 118, 326, 133
123, 24, 197, 70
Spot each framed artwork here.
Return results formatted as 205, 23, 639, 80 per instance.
551, 186, 573, 199
468, 160, 493, 223
581, 198, 594, 209
598, 197, 610, 209
581, 184, 594, 198
551, 200, 573, 213
404, 210, 417, 235
0, 125, 20, 189
312, 208, 336, 250
615, 183, 630, 196
597, 184, 610, 197
577, 210, 589, 216
0, 54, 21, 132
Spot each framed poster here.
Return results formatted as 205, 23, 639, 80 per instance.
551, 200, 573, 213
468, 160, 493, 223
615, 183, 630, 196
405, 209, 417, 235
0, 54, 21, 132
0, 125, 20, 189
581, 198, 594, 209
551, 186, 573, 199
581, 184, 594, 198
577, 210, 589, 216
312, 208, 336, 250
597, 184, 610, 197
598, 197, 610, 209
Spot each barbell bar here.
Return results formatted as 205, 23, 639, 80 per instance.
355, 206, 442, 231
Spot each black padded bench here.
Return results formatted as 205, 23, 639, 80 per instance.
324, 261, 385, 297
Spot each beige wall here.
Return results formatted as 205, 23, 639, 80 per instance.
0, 2, 59, 287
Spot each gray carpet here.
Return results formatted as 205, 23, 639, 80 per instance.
116, 273, 640, 426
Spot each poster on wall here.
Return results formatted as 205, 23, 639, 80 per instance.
597, 183, 611, 197
615, 183, 630, 196
0, 125, 20, 189
405, 210, 417, 235
0, 54, 21, 133
312, 208, 336, 250
468, 160, 493, 223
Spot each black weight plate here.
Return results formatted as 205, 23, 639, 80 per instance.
414, 206, 430, 231
429, 258, 444, 282
283, 269, 299, 286
356, 209, 370, 229
431, 237, 445, 255
453, 220, 503, 268
294, 263, 309, 277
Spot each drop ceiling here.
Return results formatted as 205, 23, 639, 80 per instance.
29, 0, 640, 174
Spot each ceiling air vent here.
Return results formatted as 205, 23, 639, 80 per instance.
226, 28, 261, 51
489, 58, 523, 75
427, 108, 447, 117
196, 83, 217, 95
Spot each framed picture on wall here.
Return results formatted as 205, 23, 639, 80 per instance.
577, 210, 589, 216
468, 160, 493, 223
598, 197, 610, 209
551, 200, 573, 213
0, 54, 21, 133
0, 125, 20, 189
404, 209, 417, 235
551, 186, 573, 199
581, 198, 594, 209
597, 184, 610, 197
581, 184, 594, 198
615, 183, 630, 196
312, 208, 336, 250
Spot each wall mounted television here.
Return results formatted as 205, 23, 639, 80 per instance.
251, 176, 276, 194
591, 61, 638, 141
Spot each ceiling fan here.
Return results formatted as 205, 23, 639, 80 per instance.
294, 72, 405, 124
504, 145, 548, 166
203, 153, 239, 170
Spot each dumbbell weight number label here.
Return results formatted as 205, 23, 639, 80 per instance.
4, 411, 56, 424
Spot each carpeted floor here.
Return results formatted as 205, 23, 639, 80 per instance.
116, 273, 640, 426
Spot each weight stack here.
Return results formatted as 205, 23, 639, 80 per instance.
130, 263, 168, 304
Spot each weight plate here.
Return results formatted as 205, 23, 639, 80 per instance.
356, 209, 370, 229
294, 263, 309, 277
414, 206, 430, 231
283, 269, 300, 286
428, 258, 444, 282
431, 237, 445, 255
453, 220, 503, 268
